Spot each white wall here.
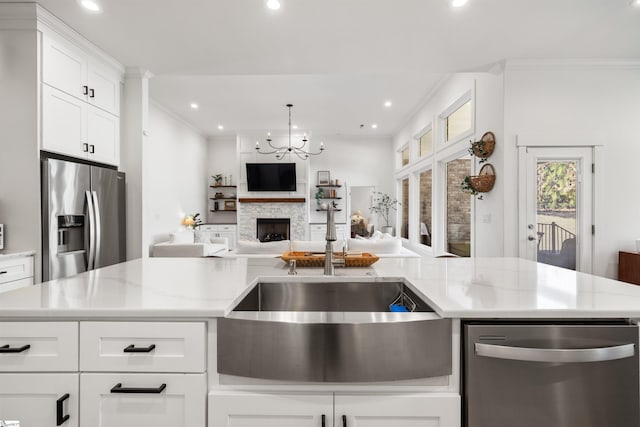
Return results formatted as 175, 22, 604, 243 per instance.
503, 61, 640, 278
392, 73, 504, 256
207, 136, 236, 186
141, 101, 207, 254
0, 27, 41, 280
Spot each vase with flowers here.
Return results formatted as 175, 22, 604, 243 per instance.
182, 213, 203, 230
369, 192, 400, 235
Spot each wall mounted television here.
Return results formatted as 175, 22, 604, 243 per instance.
246, 163, 297, 191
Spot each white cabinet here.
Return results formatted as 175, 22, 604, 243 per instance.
42, 31, 120, 116
309, 224, 348, 242
0, 322, 77, 371
41, 28, 121, 165
0, 373, 79, 427
81, 373, 206, 427
0, 255, 34, 293
209, 392, 332, 427
335, 394, 460, 427
200, 224, 237, 250
210, 392, 460, 427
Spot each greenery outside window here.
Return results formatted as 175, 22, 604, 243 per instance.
419, 169, 432, 247
401, 178, 409, 239
446, 100, 472, 143
419, 129, 433, 158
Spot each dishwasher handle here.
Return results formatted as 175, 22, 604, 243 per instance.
475, 342, 635, 363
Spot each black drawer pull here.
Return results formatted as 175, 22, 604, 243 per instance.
110, 383, 167, 394
56, 393, 70, 425
89, 144, 95, 154
0, 344, 31, 353
124, 344, 156, 353
321, 414, 325, 427
0, 271, 7, 274
342, 415, 347, 427
82, 85, 88, 95
82, 143, 89, 152
89, 88, 95, 98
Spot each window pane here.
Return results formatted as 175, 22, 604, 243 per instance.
419, 170, 432, 247
446, 100, 472, 142
401, 178, 409, 239
419, 129, 433, 157
446, 158, 471, 256
401, 146, 410, 166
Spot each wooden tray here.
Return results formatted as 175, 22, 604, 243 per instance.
281, 251, 379, 268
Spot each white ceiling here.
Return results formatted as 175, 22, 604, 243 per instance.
16, 0, 640, 137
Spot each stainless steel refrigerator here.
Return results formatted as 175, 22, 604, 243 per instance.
42, 157, 126, 282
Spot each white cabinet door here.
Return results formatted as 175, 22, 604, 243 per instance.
88, 62, 120, 116
217, 225, 237, 250
42, 32, 87, 100
42, 84, 87, 159
335, 394, 460, 427
81, 373, 206, 427
87, 105, 119, 166
0, 373, 79, 427
209, 392, 332, 427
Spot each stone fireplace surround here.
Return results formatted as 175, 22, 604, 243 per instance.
238, 201, 308, 241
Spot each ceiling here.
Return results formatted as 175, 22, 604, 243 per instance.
14, 0, 640, 137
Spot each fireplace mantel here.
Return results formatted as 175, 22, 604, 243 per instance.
238, 198, 306, 203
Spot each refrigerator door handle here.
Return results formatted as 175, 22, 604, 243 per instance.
92, 191, 102, 269
86, 190, 96, 270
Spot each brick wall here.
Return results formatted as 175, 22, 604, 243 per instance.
446, 158, 471, 256
419, 170, 432, 246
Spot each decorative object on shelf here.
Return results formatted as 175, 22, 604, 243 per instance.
461, 163, 496, 200
212, 174, 223, 186
369, 192, 400, 233
317, 170, 330, 185
224, 200, 236, 210
468, 131, 496, 163
214, 192, 224, 199
255, 104, 324, 160
315, 187, 325, 207
213, 201, 219, 211
182, 213, 202, 229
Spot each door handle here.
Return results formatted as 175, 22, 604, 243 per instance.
475, 342, 635, 363
89, 88, 95, 98
342, 414, 347, 427
123, 344, 156, 353
86, 191, 96, 270
56, 393, 70, 425
321, 414, 325, 427
82, 143, 89, 152
92, 191, 101, 268
528, 235, 537, 241
110, 383, 167, 394
0, 344, 31, 353
89, 144, 95, 154
83, 85, 88, 95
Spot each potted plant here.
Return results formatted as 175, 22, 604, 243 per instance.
182, 213, 203, 229
212, 174, 223, 186
467, 131, 496, 164
315, 187, 326, 209
461, 176, 483, 200
369, 192, 400, 235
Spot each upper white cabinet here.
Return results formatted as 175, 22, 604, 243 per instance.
42, 31, 120, 116
41, 28, 122, 166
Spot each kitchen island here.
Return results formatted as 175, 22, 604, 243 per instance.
0, 256, 639, 427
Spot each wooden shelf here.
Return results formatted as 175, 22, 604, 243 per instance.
316, 209, 342, 212
318, 197, 342, 200
239, 198, 306, 203
316, 184, 342, 188
209, 197, 237, 200
209, 185, 237, 188
210, 210, 237, 212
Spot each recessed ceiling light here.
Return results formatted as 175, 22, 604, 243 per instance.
267, 0, 281, 10
634, 0, 640, 7
371, 124, 378, 129
217, 125, 224, 130
384, 100, 392, 107
190, 103, 199, 110
451, 0, 469, 7
79, 0, 101, 12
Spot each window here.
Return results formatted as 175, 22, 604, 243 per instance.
446, 100, 472, 143
446, 157, 471, 257
401, 145, 410, 167
419, 129, 433, 158
401, 178, 409, 239
419, 169, 432, 247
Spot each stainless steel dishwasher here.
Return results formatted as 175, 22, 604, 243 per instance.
464, 322, 639, 427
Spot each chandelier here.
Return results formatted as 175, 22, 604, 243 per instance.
255, 104, 324, 160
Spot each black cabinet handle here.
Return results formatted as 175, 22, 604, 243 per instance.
0, 271, 7, 274
0, 344, 31, 353
89, 88, 95, 98
342, 415, 347, 427
110, 383, 167, 394
321, 414, 325, 427
83, 85, 88, 95
56, 393, 70, 425
82, 143, 89, 152
89, 145, 95, 154
124, 344, 156, 353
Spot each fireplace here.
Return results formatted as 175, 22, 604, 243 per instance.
257, 218, 290, 242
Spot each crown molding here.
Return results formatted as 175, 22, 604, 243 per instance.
505, 58, 640, 71
125, 67, 154, 79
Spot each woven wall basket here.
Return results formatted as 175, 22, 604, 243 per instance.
470, 163, 496, 193
471, 131, 496, 159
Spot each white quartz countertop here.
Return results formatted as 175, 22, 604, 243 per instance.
0, 256, 640, 318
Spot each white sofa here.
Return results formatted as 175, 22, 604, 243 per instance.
150, 230, 229, 258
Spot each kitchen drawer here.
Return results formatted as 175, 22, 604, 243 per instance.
0, 322, 78, 372
80, 322, 206, 372
81, 372, 206, 427
0, 256, 34, 285
0, 277, 33, 294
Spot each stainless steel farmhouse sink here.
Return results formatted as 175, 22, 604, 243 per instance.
217, 280, 451, 382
